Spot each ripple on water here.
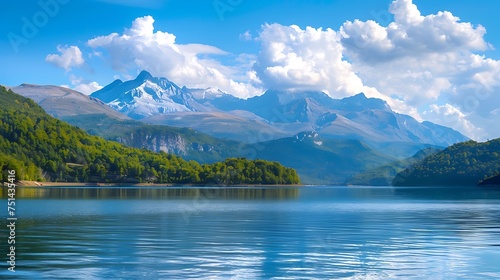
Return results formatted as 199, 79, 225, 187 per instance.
4, 186, 500, 279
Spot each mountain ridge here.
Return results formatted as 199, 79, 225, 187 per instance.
8, 83, 452, 184
11, 84, 129, 120
89, 71, 469, 146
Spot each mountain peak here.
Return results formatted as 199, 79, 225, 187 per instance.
135, 70, 153, 81
186, 87, 230, 100
352, 92, 367, 99
339, 93, 390, 111
109, 79, 123, 86
90, 70, 204, 118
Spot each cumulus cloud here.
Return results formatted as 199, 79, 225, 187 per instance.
341, 0, 488, 63
253, 23, 380, 99
46, 45, 85, 71
87, 15, 260, 98
250, 22, 422, 120
333, 0, 500, 140
423, 104, 484, 139
339, 0, 492, 108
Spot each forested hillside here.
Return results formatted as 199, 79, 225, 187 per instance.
393, 139, 500, 186
0, 87, 300, 185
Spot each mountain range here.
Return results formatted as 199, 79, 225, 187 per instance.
5, 71, 472, 184
91, 71, 468, 146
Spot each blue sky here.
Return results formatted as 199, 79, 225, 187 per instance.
1, 0, 500, 140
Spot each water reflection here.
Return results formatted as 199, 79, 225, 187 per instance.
1, 186, 300, 200
393, 185, 500, 200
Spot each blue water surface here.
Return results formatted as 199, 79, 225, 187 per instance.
1, 185, 500, 279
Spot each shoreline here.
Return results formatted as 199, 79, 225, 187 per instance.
8, 181, 304, 188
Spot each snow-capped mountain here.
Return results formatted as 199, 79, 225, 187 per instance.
90, 71, 469, 146
91, 71, 209, 119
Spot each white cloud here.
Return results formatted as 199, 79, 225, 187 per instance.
339, 0, 492, 108
46, 45, 85, 71
73, 82, 103, 95
253, 23, 379, 99
341, 0, 488, 63
251, 22, 423, 121
333, 0, 500, 140
239, 30, 253, 41
87, 15, 260, 98
423, 104, 484, 139
69, 75, 102, 95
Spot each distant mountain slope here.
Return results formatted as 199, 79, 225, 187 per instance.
90, 71, 469, 147
393, 139, 500, 186
346, 147, 441, 186
245, 132, 399, 184
142, 112, 308, 143
11, 84, 128, 120
223, 90, 468, 146
0, 86, 300, 185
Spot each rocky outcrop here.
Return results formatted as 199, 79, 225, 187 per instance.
118, 132, 188, 155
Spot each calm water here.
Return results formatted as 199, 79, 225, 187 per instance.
2, 186, 500, 279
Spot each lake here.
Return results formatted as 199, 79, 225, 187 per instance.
2, 185, 500, 279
